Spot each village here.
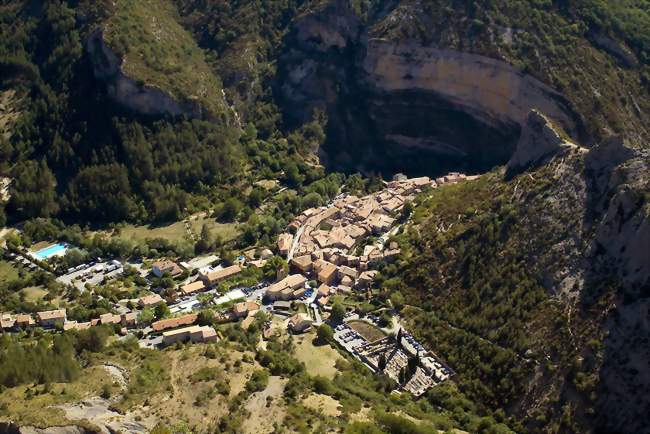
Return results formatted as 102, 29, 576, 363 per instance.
0, 173, 468, 397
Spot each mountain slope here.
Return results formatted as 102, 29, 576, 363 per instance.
1, 0, 244, 223
382, 118, 649, 433
276, 0, 649, 176
100, 0, 231, 120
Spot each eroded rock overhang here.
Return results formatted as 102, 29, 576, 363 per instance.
277, 4, 586, 177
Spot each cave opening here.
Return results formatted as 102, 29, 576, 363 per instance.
319, 89, 522, 179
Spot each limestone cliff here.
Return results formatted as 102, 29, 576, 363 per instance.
586, 138, 650, 290
506, 110, 582, 177
86, 30, 204, 119
361, 41, 583, 141
278, 2, 585, 176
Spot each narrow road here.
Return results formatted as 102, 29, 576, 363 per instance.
311, 304, 322, 325
287, 226, 304, 261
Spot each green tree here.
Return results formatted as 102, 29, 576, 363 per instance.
195, 223, 212, 254
263, 256, 288, 280
390, 292, 405, 311
197, 293, 214, 306
330, 301, 346, 324
154, 302, 170, 319
302, 192, 323, 209
283, 162, 303, 187
399, 201, 414, 223
66, 163, 136, 222
248, 188, 264, 208
138, 308, 155, 324
245, 369, 269, 392
197, 310, 215, 326
345, 422, 384, 434
150, 423, 172, 434
316, 324, 334, 344
8, 160, 59, 220
216, 198, 242, 222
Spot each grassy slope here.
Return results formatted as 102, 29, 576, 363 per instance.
0, 260, 19, 284
103, 0, 229, 119
0, 365, 112, 428
390, 153, 622, 432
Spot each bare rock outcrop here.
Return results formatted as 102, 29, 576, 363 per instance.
361, 41, 583, 141
278, 2, 585, 176
506, 110, 580, 176
0, 424, 94, 434
586, 138, 650, 290
86, 30, 203, 119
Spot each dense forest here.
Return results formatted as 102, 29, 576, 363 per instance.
0, 0, 313, 225
1, 0, 649, 225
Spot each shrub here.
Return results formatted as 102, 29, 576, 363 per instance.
245, 369, 269, 393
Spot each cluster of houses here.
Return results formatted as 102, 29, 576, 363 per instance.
0, 308, 139, 333
1, 309, 68, 330
1, 172, 474, 354
0, 259, 250, 346
265, 174, 473, 334
0, 302, 221, 347
273, 175, 470, 306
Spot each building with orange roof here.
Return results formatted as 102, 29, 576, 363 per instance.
291, 255, 313, 273
15, 314, 35, 328
138, 294, 164, 308
233, 301, 260, 319
152, 260, 184, 278
162, 325, 217, 346
199, 265, 242, 286
288, 313, 313, 334
277, 233, 293, 256
100, 313, 121, 325
152, 314, 198, 332
36, 309, 66, 327
317, 261, 338, 285
180, 280, 206, 296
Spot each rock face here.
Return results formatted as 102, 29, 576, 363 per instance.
506, 110, 580, 176
586, 137, 650, 290
361, 41, 582, 140
278, 2, 584, 176
86, 30, 203, 119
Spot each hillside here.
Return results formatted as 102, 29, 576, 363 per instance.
381, 117, 649, 432
2, 0, 649, 223
365, 0, 650, 143
0, 1, 648, 433
101, 0, 231, 120
276, 0, 649, 177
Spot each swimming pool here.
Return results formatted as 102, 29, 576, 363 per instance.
33, 243, 68, 260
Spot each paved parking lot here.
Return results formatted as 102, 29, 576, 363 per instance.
184, 254, 219, 271
139, 333, 163, 349
333, 323, 366, 353
56, 261, 124, 292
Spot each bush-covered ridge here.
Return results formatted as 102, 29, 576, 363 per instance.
103, 0, 230, 120
380, 143, 648, 433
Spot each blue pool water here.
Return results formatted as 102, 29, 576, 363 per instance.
33, 243, 67, 260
